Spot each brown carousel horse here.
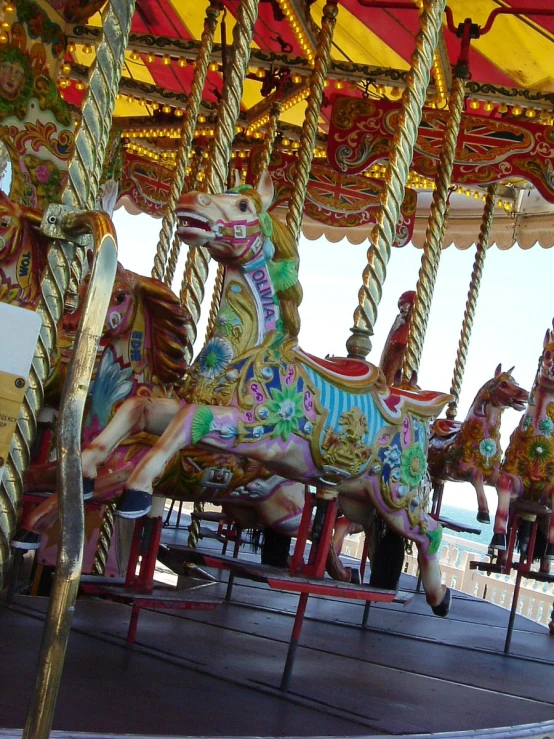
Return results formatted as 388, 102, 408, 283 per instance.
428, 366, 529, 524
13, 263, 190, 547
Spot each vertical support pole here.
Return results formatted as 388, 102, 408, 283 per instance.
345, 0, 446, 359
504, 570, 522, 654
152, 0, 222, 282
446, 183, 498, 418
256, 102, 282, 184
286, 1, 338, 243
401, 69, 467, 381
280, 592, 310, 692
185, 0, 261, 550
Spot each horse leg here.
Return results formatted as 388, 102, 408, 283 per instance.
82, 397, 182, 479
490, 472, 514, 550
374, 506, 448, 614
471, 470, 490, 524
542, 486, 554, 571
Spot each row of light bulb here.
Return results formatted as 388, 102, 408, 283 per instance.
0, 1, 14, 44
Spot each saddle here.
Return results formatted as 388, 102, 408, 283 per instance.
296, 348, 452, 423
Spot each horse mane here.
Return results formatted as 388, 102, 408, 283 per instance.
268, 213, 303, 338
134, 272, 190, 384
243, 187, 302, 338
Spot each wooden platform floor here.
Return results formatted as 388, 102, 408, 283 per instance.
2, 519, 554, 737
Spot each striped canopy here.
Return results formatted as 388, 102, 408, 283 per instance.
53, 1, 554, 246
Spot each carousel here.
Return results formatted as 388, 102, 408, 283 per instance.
1, 1, 554, 738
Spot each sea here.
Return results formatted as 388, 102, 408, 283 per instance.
439, 503, 494, 553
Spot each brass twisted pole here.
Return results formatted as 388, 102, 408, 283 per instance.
180, 0, 260, 366
204, 0, 259, 193
286, 1, 338, 243
152, 0, 222, 281
186, 0, 260, 550
163, 150, 205, 288
401, 69, 467, 381
256, 102, 282, 183
446, 183, 499, 419
0, 1, 136, 589
164, 232, 182, 288
203, 262, 226, 343
91, 505, 115, 574
345, 0, 446, 359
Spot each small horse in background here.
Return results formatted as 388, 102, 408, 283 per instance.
428, 366, 528, 524
0, 190, 48, 309
82, 173, 453, 615
492, 326, 554, 561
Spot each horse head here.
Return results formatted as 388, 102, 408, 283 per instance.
177, 172, 302, 339
486, 364, 529, 411
176, 171, 275, 266
540, 325, 554, 388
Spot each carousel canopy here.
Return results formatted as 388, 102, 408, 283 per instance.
25, 1, 554, 246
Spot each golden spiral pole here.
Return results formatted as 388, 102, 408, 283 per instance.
446, 183, 499, 419
163, 232, 182, 288
163, 150, 206, 288
152, 0, 222, 282
345, 0, 446, 360
180, 0, 259, 367
286, 2, 338, 243
203, 262, 226, 343
186, 0, 260, 550
401, 70, 467, 382
256, 102, 282, 184
0, 1, 136, 591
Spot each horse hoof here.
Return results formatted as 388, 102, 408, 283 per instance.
477, 510, 490, 524
115, 489, 152, 519
431, 587, 451, 618
83, 477, 95, 500
11, 529, 40, 550
489, 533, 507, 551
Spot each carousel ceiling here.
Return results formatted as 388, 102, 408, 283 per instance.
40, 1, 554, 246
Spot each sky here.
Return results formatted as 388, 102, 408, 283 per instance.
112, 203, 554, 519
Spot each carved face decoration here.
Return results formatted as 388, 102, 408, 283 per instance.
0, 47, 33, 114
0, 59, 26, 100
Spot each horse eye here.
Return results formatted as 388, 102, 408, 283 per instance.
546, 351, 552, 361
238, 199, 249, 212
500, 381, 507, 388
115, 292, 126, 304
0, 217, 10, 227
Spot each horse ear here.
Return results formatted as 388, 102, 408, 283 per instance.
506, 366, 514, 375
233, 169, 242, 188
257, 169, 274, 211
544, 329, 551, 348
494, 363, 502, 377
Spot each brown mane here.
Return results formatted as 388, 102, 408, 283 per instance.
133, 271, 190, 385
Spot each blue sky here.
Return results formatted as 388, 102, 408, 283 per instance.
113, 206, 554, 514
